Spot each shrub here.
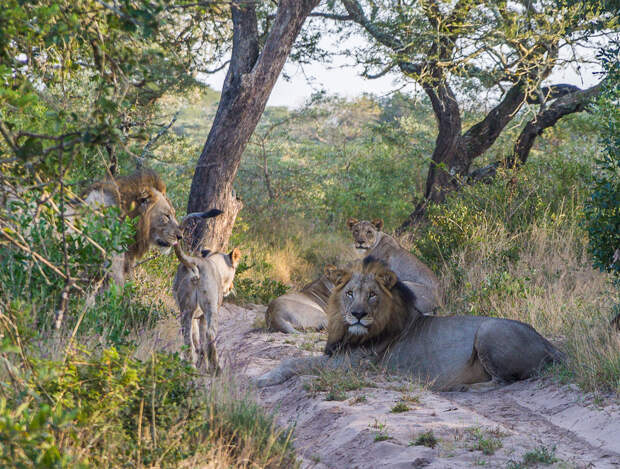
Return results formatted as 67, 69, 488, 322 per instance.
80, 282, 164, 346
583, 46, 620, 277
0, 337, 296, 468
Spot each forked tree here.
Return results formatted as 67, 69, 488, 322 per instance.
320, 0, 615, 226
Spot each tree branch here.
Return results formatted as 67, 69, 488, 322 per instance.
511, 81, 603, 165
309, 12, 351, 20
341, 0, 405, 52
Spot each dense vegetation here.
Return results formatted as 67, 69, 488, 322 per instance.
1, 1, 618, 467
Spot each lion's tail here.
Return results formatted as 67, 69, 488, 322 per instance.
174, 244, 199, 280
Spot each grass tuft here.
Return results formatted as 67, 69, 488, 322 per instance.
410, 430, 438, 448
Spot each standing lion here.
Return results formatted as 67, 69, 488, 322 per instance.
77, 168, 219, 286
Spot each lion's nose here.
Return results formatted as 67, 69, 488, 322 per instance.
352, 311, 366, 320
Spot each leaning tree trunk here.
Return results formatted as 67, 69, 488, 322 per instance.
186, 0, 319, 252
400, 79, 462, 229
399, 80, 528, 231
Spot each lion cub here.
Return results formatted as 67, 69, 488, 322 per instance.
172, 244, 241, 373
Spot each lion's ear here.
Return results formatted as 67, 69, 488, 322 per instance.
229, 247, 242, 266
346, 218, 358, 230
324, 265, 349, 286
137, 189, 154, 213
371, 218, 384, 231
376, 268, 397, 290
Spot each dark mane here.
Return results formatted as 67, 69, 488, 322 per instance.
362, 255, 418, 307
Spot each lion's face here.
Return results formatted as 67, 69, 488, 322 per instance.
140, 189, 182, 254
347, 218, 384, 254
327, 265, 397, 338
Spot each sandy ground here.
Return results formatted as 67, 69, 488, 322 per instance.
137, 303, 620, 469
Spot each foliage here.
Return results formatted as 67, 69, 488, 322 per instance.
304, 367, 374, 401
415, 158, 590, 271
0, 190, 135, 330
0, 329, 296, 468
467, 427, 504, 456
411, 430, 438, 448
584, 44, 620, 277
232, 94, 429, 232
390, 402, 410, 413
232, 259, 290, 305
507, 445, 557, 468
81, 283, 164, 346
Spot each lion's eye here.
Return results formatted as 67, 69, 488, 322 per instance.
162, 214, 170, 223
367, 230, 372, 235
369, 291, 376, 299
346, 290, 353, 298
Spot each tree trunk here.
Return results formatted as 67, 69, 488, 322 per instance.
510, 83, 602, 166
400, 78, 462, 229
186, 0, 319, 252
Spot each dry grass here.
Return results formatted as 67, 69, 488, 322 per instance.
266, 238, 315, 285
236, 226, 356, 291
437, 217, 619, 393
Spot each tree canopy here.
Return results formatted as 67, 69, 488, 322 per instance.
313, 0, 617, 223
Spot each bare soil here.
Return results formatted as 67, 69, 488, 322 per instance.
137, 303, 620, 469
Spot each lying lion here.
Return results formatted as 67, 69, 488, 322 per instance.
173, 244, 241, 372
348, 218, 442, 314
265, 272, 335, 333
76, 168, 220, 285
257, 258, 564, 391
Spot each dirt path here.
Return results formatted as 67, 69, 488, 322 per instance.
139, 303, 620, 469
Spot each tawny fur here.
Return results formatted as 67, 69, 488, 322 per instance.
347, 218, 442, 314
265, 274, 334, 333
257, 259, 564, 390
78, 169, 186, 286
173, 245, 241, 373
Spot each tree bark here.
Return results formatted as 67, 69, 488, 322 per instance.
186, 0, 319, 252
468, 82, 603, 181
510, 82, 602, 166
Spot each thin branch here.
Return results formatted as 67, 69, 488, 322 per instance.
0, 119, 18, 155
363, 62, 395, 79
309, 12, 351, 20
0, 231, 84, 292
138, 112, 180, 167
198, 60, 230, 74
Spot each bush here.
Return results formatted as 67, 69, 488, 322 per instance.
0, 338, 296, 468
80, 282, 164, 346
583, 46, 620, 277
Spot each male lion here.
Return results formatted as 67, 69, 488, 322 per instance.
348, 218, 442, 314
256, 258, 564, 390
78, 168, 220, 285
264, 271, 335, 333
173, 244, 241, 372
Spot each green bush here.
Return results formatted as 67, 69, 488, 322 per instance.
81, 283, 164, 346
584, 46, 620, 277
415, 160, 588, 271
0, 342, 296, 468
0, 193, 135, 330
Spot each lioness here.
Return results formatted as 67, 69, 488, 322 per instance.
348, 218, 442, 314
256, 258, 564, 390
78, 169, 220, 285
173, 244, 241, 372
265, 272, 335, 333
